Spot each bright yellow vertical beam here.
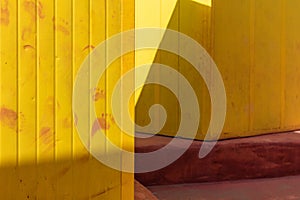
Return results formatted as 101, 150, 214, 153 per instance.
253, 0, 281, 130
88, 0, 108, 199
55, 0, 73, 197
104, 0, 122, 198
0, 0, 18, 198
17, 0, 37, 198
285, 0, 300, 128
280, 0, 286, 129
121, 0, 135, 199
134, 0, 161, 102
36, 0, 56, 199
213, 0, 251, 136
73, 0, 90, 198
134, 0, 161, 135
179, 0, 212, 139
158, 0, 179, 135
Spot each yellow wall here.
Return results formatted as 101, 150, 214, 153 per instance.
136, 0, 300, 140
212, 0, 300, 138
0, 0, 134, 199
135, 0, 212, 139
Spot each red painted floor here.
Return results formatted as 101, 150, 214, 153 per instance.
148, 175, 300, 200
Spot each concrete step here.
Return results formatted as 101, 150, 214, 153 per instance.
135, 180, 158, 200
135, 132, 300, 186
148, 175, 300, 200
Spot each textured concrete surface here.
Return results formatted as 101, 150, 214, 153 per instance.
148, 175, 300, 200
135, 180, 158, 200
135, 132, 300, 186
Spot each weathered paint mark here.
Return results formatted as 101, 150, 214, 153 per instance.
74, 113, 78, 126
91, 113, 111, 136
21, 28, 32, 41
40, 127, 51, 136
37, 1, 45, 19
57, 166, 71, 177
78, 155, 89, 163
53, 17, 70, 35
56, 100, 61, 110
62, 117, 71, 129
23, 45, 35, 50
92, 88, 105, 101
82, 45, 95, 52
55, 24, 70, 35
39, 127, 52, 144
0, 0, 9, 26
109, 114, 115, 124
23, 0, 45, 20
0, 107, 18, 129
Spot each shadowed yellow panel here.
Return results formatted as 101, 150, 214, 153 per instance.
135, 0, 212, 140
0, 0, 18, 199
136, 0, 300, 140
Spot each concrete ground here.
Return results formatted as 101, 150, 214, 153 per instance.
148, 175, 300, 200
136, 132, 300, 185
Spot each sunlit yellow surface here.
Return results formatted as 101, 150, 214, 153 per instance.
0, 0, 134, 199
192, 0, 212, 7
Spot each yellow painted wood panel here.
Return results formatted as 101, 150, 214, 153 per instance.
136, 0, 300, 140
212, 0, 300, 138
0, 0, 134, 199
135, 0, 212, 139
0, 0, 19, 199
212, 0, 251, 135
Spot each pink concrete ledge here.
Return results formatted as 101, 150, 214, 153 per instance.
135, 180, 158, 200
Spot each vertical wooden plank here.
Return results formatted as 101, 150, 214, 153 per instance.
72, 0, 90, 198
88, 0, 108, 199
159, 0, 179, 136
284, 0, 300, 129
280, 0, 286, 130
17, 0, 37, 198
213, 0, 250, 137
36, 0, 56, 198
134, 0, 161, 134
179, 0, 212, 139
253, 0, 281, 130
249, 0, 255, 132
104, 0, 122, 199
55, 0, 73, 198
121, 0, 134, 199
0, 0, 18, 198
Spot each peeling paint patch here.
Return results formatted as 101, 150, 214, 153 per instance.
0, 107, 18, 129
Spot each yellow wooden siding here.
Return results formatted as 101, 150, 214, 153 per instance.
0, 0, 134, 199
212, 0, 300, 138
135, 0, 212, 139
136, 0, 300, 140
